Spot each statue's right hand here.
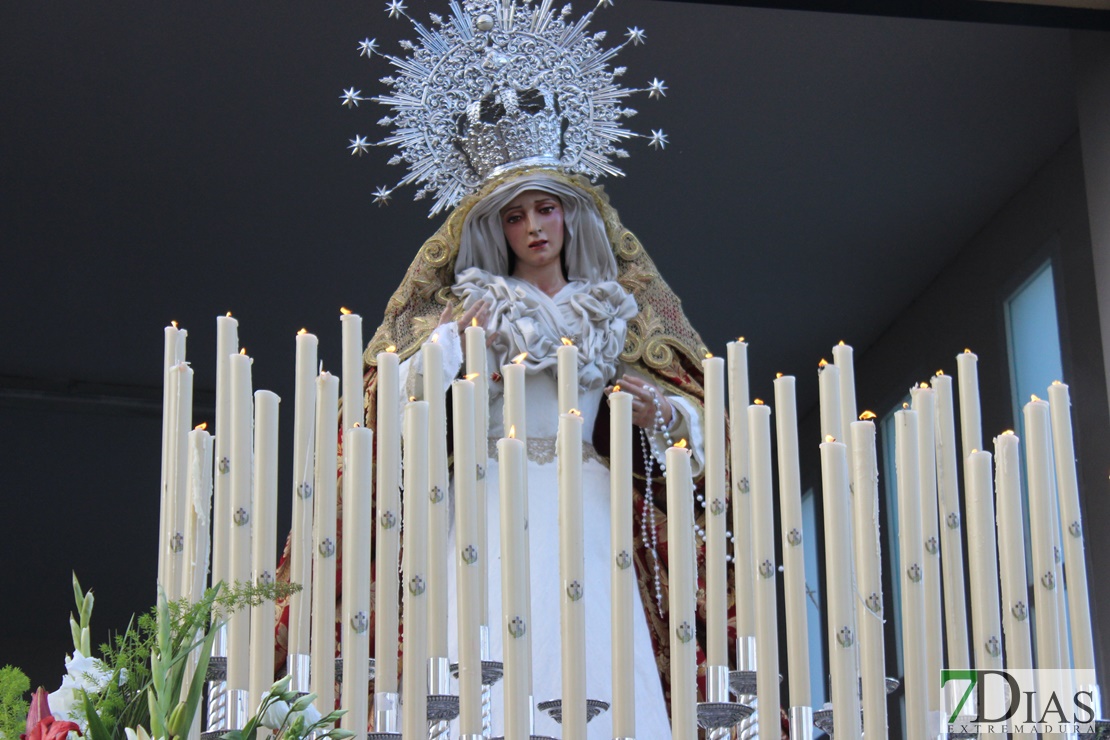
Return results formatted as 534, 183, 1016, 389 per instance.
440, 299, 490, 335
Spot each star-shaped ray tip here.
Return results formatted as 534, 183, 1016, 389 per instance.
648, 129, 668, 150
625, 26, 646, 45
597, 0, 614, 7
349, 135, 372, 156
373, 186, 394, 205
340, 87, 365, 108
386, 0, 407, 19
647, 78, 667, 100
358, 38, 379, 57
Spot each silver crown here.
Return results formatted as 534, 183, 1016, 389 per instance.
344, 0, 668, 215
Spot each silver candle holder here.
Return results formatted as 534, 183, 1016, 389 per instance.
699, 664, 753, 731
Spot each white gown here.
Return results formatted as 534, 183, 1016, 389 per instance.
402, 269, 705, 738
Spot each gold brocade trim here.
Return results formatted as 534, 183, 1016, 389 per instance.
487, 437, 604, 466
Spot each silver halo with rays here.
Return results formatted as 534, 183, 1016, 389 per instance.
344, 0, 668, 215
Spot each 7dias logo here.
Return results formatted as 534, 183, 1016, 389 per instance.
941, 668, 1098, 734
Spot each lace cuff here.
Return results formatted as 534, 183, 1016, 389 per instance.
399, 322, 465, 402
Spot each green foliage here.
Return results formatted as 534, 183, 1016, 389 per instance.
0, 666, 31, 740
220, 676, 354, 740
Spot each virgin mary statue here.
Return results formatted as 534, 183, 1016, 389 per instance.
275, 1, 738, 736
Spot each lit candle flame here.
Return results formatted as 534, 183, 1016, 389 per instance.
859, 410, 877, 421
569, 408, 581, 416
226, 311, 233, 318
676, 438, 688, 449
737, 336, 746, 343
354, 422, 361, 428
239, 348, 247, 355
409, 395, 416, 402
298, 328, 308, 335
964, 348, 972, 354
818, 358, 829, 368
471, 317, 478, 327
171, 320, 179, 329
340, 307, 352, 315
386, 345, 396, 353
431, 333, 440, 344
464, 372, 479, 381
1031, 394, 1041, 402
903, 402, 909, 409
561, 337, 573, 346
613, 384, 621, 393
512, 351, 528, 364
838, 340, 845, 346
508, 425, 516, 439
195, 422, 208, 431
825, 435, 836, 443
920, 382, 929, 389
705, 352, 714, 359
1002, 429, 1015, 435
936, 369, 945, 376
1052, 379, 1062, 385
775, 372, 783, 379
754, 398, 765, 405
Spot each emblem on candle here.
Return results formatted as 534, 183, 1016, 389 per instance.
508, 616, 526, 639
1069, 521, 1082, 538
866, 592, 882, 613
258, 570, 274, 587
409, 575, 425, 596
429, 484, 445, 503
676, 622, 694, 644
1054, 545, 1062, 564
786, 528, 802, 547
351, 611, 369, 634
925, 536, 939, 555
297, 481, 313, 499
218, 457, 231, 474
1041, 571, 1056, 590
758, 559, 775, 579
381, 510, 397, 530
836, 626, 854, 648
737, 476, 750, 494
319, 537, 336, 558
946, 512, 961, 529
566, 580, 583, 602
234, 507, 250, 526
615, 550, 632, 570
462, 545, 478, 565
1012, 601, 1028, 621
710, 498, 725, 516
170, 532, 184, 553
986, 636, 1001, 658
907, 563, 922, 583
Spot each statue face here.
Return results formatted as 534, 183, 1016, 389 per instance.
499, 189, 565, 273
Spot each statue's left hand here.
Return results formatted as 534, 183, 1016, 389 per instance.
606, 374, 674, 430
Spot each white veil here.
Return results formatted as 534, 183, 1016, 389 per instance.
455, 173, 619, 282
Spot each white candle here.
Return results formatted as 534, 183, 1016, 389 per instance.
818, 360, 842, 443
166, 362, 194, 602
340, 309, 363, 433
499, 434, 532, 738
288, 330, 318, 658
249, 390, 280, 715
820, 439, 862, 739
609, 390, 635, 737
749, 403, 781, 740
850, 420, 888, 738
929, 372, 972, 675
965, 450, 1003, 671
310, 372, 339, 716
666, 443, 698, 739
559, 410, 587, 738
452, 379, 482, 735
772, 375, 811, 709
993, 432, 1034, 673
955, 350, 983, 461
423, 338, 449, 661
226, 352, 253, 694
726, 340, 754, 648
374, 351, 401, 697
832, 341, 857, 461
341, 425, 373, 739
702, 355, 728, 669
464, 325, 490, 630
503, 355, 527, 447
909, 385, 943, 717
183, 427, 214, 604
895, 409, 928, 740
1023, 398, 1064, 670
1047, 381, 1096, 674
159, 324, 184, 598
212, 314, 238, 592
402, 402, 430, 740
557, 338, 578, 415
